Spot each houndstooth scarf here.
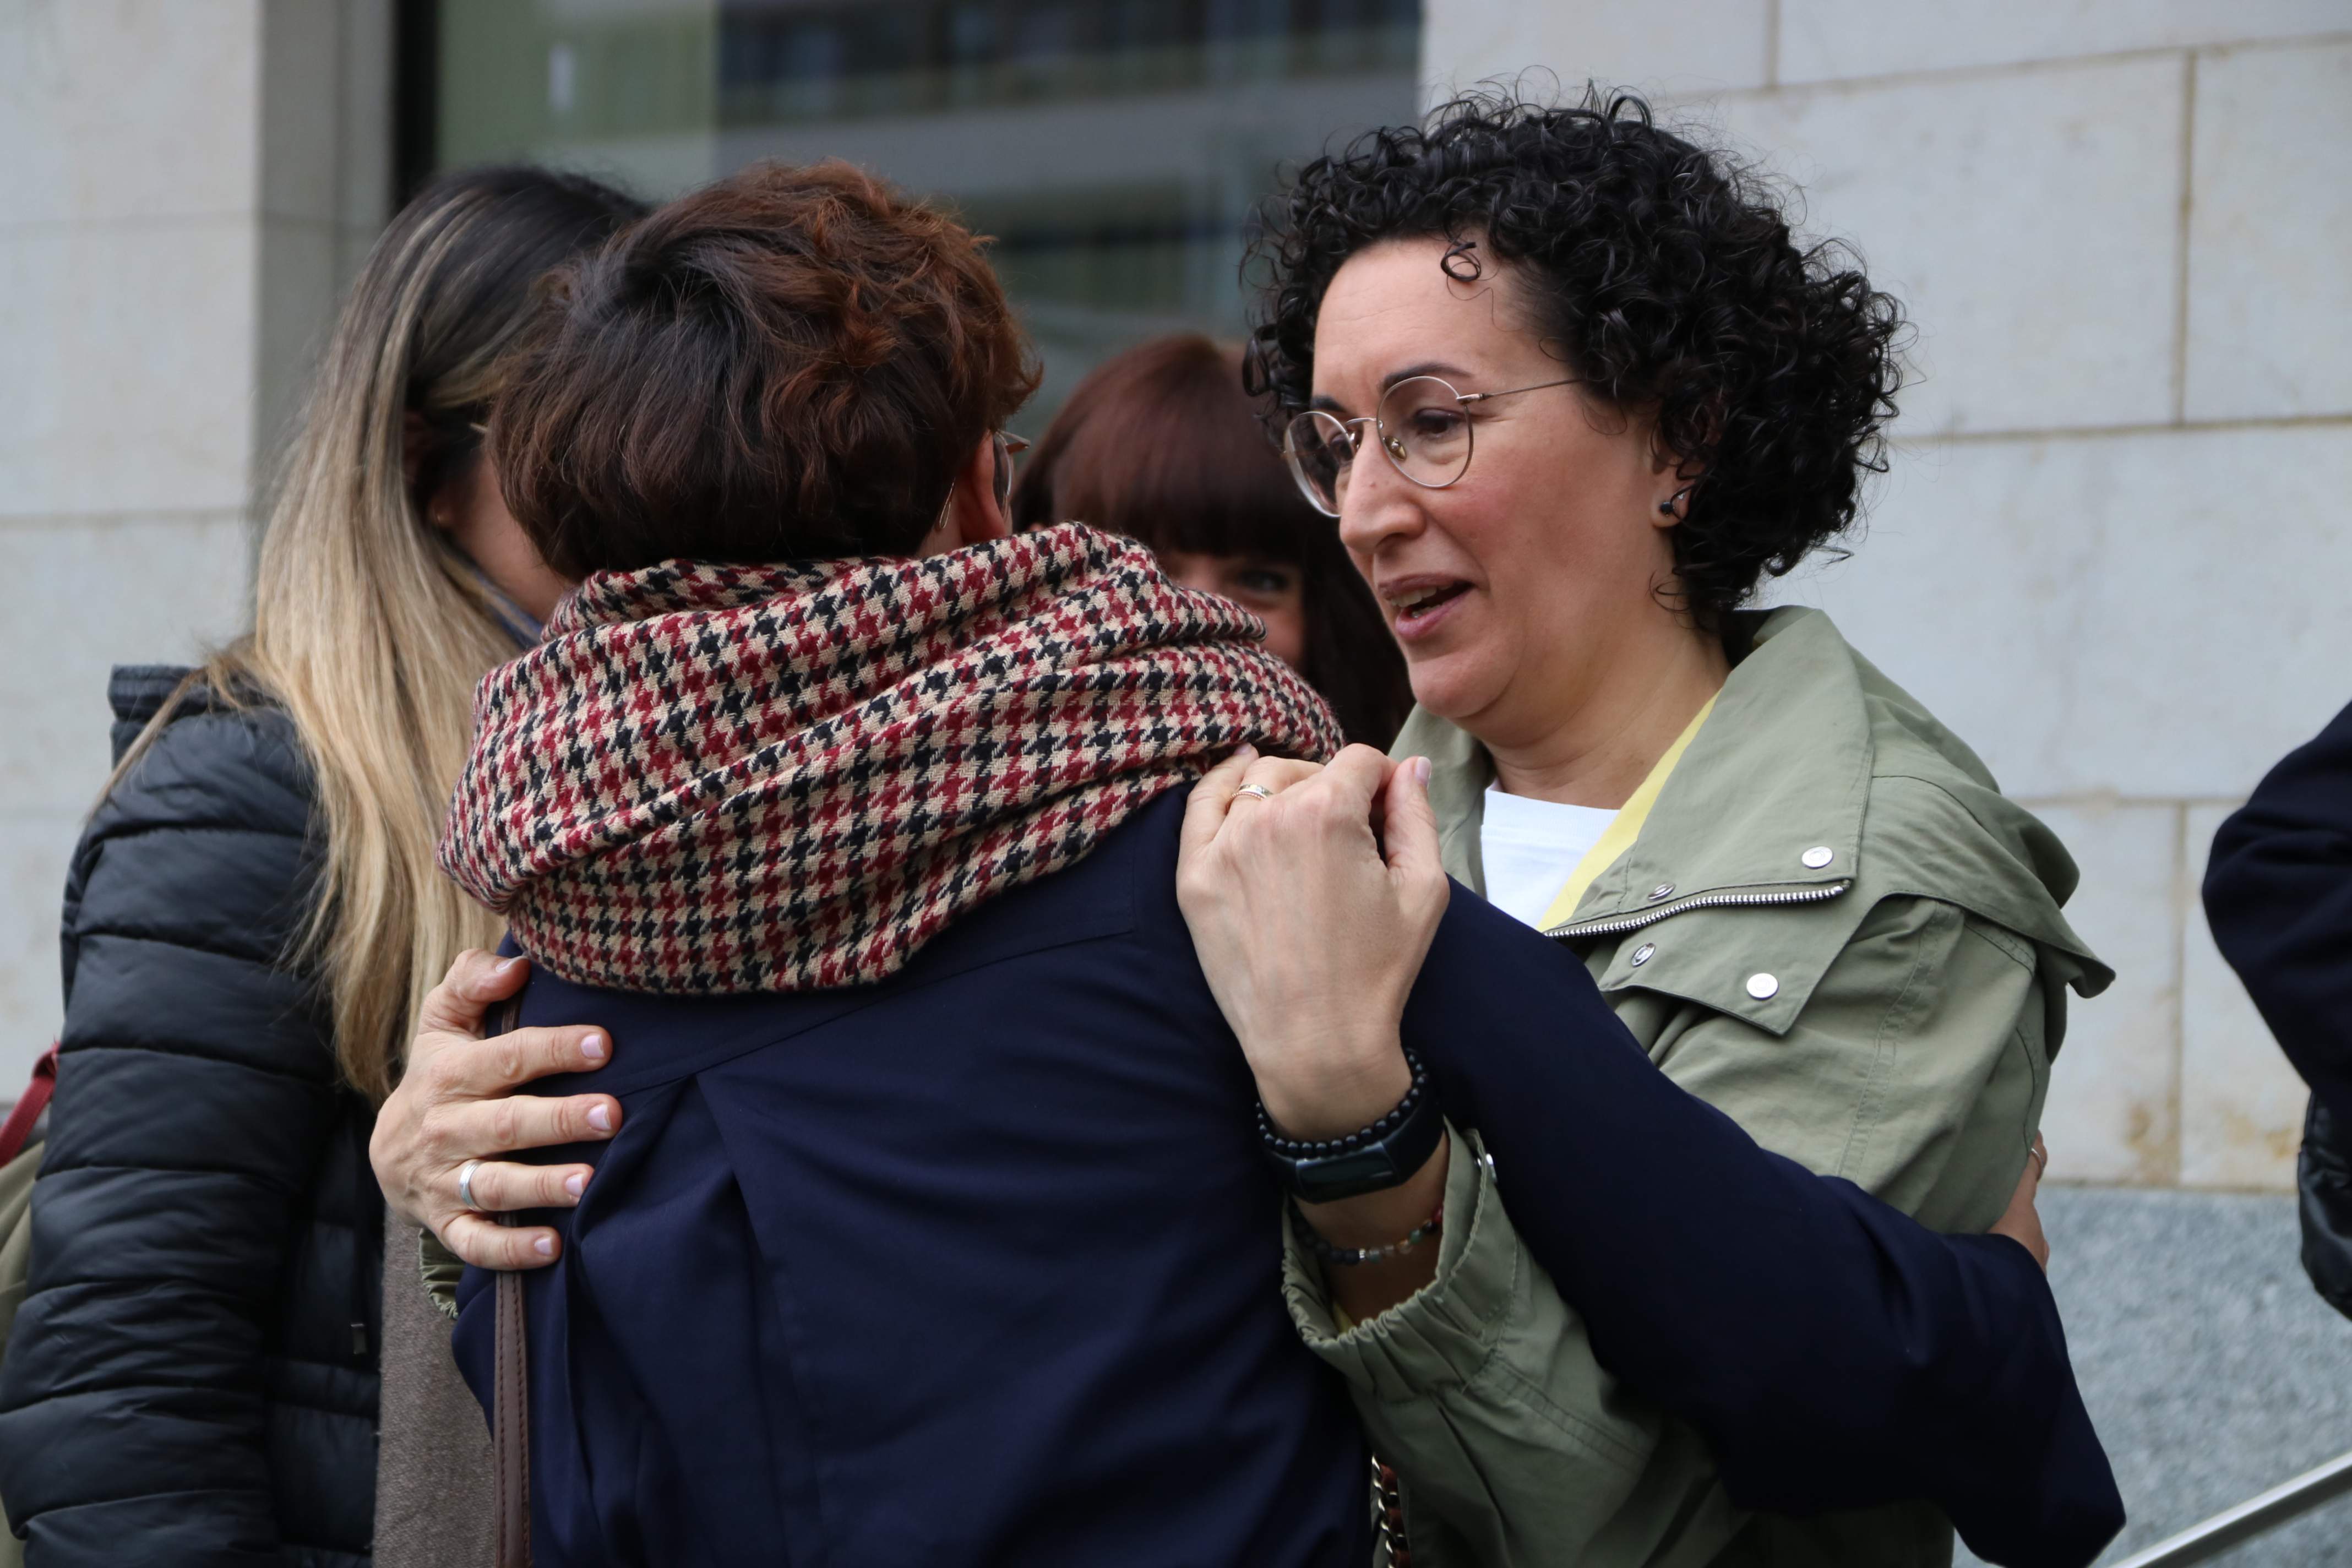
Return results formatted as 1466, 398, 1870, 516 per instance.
439, 522, 1341, 994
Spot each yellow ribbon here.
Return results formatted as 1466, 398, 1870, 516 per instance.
1533, 694, 1718, 932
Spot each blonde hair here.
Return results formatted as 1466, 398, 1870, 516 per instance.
113, 170, 642, 1102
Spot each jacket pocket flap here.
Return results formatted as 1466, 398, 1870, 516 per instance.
1590, 890, 1877, 1037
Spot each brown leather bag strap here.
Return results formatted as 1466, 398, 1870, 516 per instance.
487, 994, 531, 1568
493, 1251, 531, 1567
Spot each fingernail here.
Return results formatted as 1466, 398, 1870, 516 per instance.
564, 1172, 586, 1199
533, 1234, 554, 1257
1412, 756, 1432, 785
496, 955, 526, 976
579, 1031, 607, 1064
588, 1103, 613, 1133
1235, 742, 1258, 760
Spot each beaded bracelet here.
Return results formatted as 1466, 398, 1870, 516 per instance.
1287, 1197, 1445, 1267
1254, 1046, 1429, 1161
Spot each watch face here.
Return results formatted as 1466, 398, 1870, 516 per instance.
1274, 1087, 1442, 1205
1294, 1144, 1409, 1204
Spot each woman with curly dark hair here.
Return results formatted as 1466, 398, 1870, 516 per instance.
1011, 333, 1412, 746
1176, 89, 2116, 1565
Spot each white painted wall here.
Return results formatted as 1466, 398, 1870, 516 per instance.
1423, 2, 2352, 1190
0, 0, 390, 1086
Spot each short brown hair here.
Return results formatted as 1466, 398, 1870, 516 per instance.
1011, 335, 1411, 747
495, 160, 1039, 576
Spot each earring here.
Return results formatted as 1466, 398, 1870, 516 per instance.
1658, 485, 1694, 518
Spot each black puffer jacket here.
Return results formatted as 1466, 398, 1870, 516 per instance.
0, 667, 382, 1567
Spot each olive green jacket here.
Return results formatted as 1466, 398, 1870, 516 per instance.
1282, 606, 2112, 1567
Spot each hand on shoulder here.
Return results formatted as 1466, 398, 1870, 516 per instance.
369, 950, 622, 1271
1175, 744, 1448, 1139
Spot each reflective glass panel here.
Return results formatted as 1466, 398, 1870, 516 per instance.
429, 0, 1423, 429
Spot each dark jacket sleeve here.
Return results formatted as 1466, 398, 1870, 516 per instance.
1404, 887, 2122, 1568
0, 700, 340, 1566
2203, 698, 2352, 1125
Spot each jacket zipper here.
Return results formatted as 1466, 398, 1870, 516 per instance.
1545, 879, 1853, 941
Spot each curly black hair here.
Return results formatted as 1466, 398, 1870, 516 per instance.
1245, 88, 1907, 623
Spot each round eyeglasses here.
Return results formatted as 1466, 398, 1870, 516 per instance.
1281, 375, 1582, 519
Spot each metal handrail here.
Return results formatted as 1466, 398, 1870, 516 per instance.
2107, 1447, 2352, 1568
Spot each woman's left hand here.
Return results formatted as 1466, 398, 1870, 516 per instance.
1177, 743, 1450, 1137
369, 950, 622, 1269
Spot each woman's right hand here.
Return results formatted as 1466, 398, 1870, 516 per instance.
368, 949, 621, 1269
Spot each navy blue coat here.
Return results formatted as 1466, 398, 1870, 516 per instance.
458, 793, 2119, 1567
2205, 697, 2352, 1317
455, 793, 1369, 1566
2206, 697, 2352, 1126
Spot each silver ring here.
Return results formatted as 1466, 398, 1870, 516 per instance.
457, 1158, 484, 1212
1234, 783, 1273, 802
2026, 1144, 2048, 1177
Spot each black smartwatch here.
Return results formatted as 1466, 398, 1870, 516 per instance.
1256, 1047, 1444, 1204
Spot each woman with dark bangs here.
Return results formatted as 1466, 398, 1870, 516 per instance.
1012, 334, 1412, 748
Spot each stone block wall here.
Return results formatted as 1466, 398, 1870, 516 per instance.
1423, 2, 2352, 1190
0, 0, 390, 1084
4, 5, 2343, 1195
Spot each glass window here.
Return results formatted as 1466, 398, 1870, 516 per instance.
426, 0, 1422, 427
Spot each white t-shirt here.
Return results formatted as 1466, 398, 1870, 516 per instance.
1480, 783, 1620, 930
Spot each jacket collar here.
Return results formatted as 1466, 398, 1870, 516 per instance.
1395, 607, 2110, 1015
1559, 607, 1867, 931
1399, 607, 1864, 917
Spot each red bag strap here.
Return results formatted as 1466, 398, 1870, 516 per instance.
0, 1043, 60, 1169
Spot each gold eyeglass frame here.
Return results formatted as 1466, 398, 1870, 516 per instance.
1281, 375, 1582, 519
